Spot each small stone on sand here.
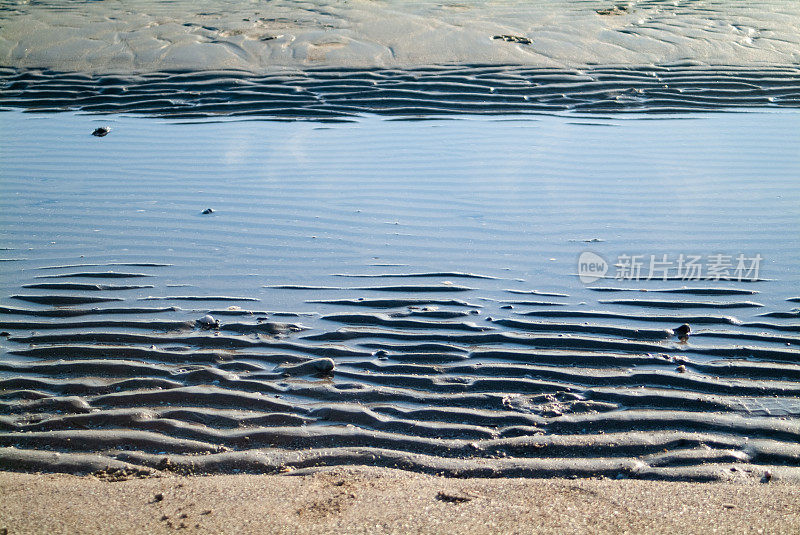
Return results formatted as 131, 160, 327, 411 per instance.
276, 358, 335, 377
197, 314, 219, 329
674, 324, 690, 339
436, 491, 472, 503
493, 35, 532, 45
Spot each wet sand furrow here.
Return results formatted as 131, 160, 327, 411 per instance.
8, 343, 369, 361
332, 272, 498, 279
11, 295, 124, 305
8, 346, 241, 365
0, 359, 183, 379
330, 368, 799, 399
693, 331, 800, 346
138, 295, 260, 302
599, 299, 764, 309
587, 287, 758, 295
321, 313, 492, 332
0, 306, 179, 317
302, 329, 673, 352
520, 310, 743, 325
21, 283, 155, 291
0, 320, 196, 331
347, 357, 800, 386
491, 318, 672, 340
504, 290, 570, 297
272, 285, 475, 292
308, 298, 482, 308
34, 272, 152, 279
32, 263, 172, 270
741, 322, 800, 333
761, 311, 800, 318
359, 342, 469, 353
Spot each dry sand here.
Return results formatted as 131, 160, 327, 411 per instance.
2, 0, 800, 73
1, 467, 799, 534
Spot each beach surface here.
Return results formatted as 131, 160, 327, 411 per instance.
2, 466, 800, 534
2, 1, 800, 531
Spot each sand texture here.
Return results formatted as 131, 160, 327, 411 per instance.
1, 0, 800, 73
1, 467, 799, 534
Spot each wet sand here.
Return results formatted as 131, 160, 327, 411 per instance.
1, 467, 799, 534
4, 64, 800, 118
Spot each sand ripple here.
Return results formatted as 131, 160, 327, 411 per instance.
2, 262, 799, 481
2, 65, 800, 119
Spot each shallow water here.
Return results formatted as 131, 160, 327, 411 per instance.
1, 110, 799, 479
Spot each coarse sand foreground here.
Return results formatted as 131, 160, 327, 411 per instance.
1, 467, 798, 534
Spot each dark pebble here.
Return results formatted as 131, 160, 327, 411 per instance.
91, 127, 109, 137
492, 34, 532, 45
674, 323, 691, 338
202, 208, 214, 214
153, 493, 164, 502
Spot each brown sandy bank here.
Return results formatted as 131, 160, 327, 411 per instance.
1, 467, 798, 534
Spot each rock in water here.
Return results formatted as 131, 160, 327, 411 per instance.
276, 358, 335, 377
674, 323, 691, 339
197, 314, 219, 329
92, 127, 110, 137
202, 208, 214, 214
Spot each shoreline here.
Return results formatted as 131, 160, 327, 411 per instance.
1, 466, 799, 534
